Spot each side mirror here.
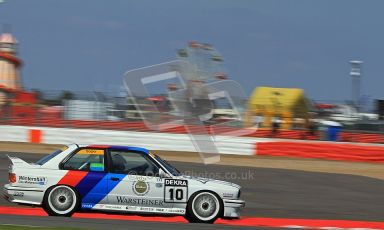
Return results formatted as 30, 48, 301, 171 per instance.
90, 163, 104, 172
159, 168, 170, 178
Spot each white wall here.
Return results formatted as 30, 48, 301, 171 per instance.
0, 125, 266, 155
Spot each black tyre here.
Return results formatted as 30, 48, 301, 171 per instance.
43, 185, 79, 217
186, 191, 223, 224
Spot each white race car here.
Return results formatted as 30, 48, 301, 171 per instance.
4, 144, 244, 223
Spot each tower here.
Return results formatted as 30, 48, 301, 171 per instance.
349, 60, 362, 111
0, 33, 22, 90
0, 33, 22, 105
0, 32, 36, 122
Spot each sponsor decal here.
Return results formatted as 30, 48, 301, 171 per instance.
164, 179, 188, 187
104, 205, 123, 210
139, 207, 152, 212
13, 191, 24, 197
156, 208, 165, 212
155, 182, 163, 188
117, 196, 164, 206
94, 203, 186, 214
122, 205, 185, 214
125, 205, 136, 211
172, 209, 186, 214
130, 175, 147, 181
132, 179, 150, 196
81, 203, 94, 209
78, 149, 104, 155
18, 176, 47, 185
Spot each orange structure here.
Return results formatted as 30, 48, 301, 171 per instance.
0, 32, 37, 124
0, 33, 22, 91
0, 32, 23, 106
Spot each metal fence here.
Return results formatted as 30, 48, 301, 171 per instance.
1, 89, 384, 144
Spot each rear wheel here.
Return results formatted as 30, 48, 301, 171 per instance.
43, 185, 79, 217
186, 191, 222, 224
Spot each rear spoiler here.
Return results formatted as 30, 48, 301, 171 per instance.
7, 155, 35, 168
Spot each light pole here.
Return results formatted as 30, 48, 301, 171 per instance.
349, 60, 363, 111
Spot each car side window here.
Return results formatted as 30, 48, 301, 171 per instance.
109, 150, 159, 176
62, 148, 105, 171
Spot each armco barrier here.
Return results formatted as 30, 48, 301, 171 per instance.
256, 141, 384, 163
2, 125, 384, 163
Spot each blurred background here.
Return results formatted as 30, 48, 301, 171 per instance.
0, 0, 384, 143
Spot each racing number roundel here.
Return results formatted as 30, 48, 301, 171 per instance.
164, 179, 188, 203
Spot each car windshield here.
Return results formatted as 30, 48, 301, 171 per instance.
36, 147, 66, 165
154, 154, 181, 176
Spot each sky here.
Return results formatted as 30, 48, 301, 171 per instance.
0, 0, 383, 103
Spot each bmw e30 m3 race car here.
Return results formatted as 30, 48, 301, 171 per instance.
4, 144, 244, 223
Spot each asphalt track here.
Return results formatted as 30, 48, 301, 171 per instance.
0, 152, 383, 229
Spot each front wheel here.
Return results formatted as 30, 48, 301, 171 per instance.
43, 185, 79, 217
185, 191, 223, 224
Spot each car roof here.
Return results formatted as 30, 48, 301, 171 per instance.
76, 144, 149, 154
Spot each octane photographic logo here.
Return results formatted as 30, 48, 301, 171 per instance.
124, 60, 257, 164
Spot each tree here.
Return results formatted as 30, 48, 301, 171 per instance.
60, 90, 75, 102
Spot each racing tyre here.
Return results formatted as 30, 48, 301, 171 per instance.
186, 191, 223, 224
43, 185, 79, 217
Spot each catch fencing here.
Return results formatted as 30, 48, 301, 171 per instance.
1, 90, 384, 144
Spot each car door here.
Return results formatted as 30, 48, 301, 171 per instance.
61, 148, 109, 210
106, 148, 172, 213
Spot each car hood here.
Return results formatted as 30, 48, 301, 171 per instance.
179, 175, 241, 189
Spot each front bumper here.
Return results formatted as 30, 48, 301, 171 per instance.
3, 184, 44, 205
223, 199, 245, 218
